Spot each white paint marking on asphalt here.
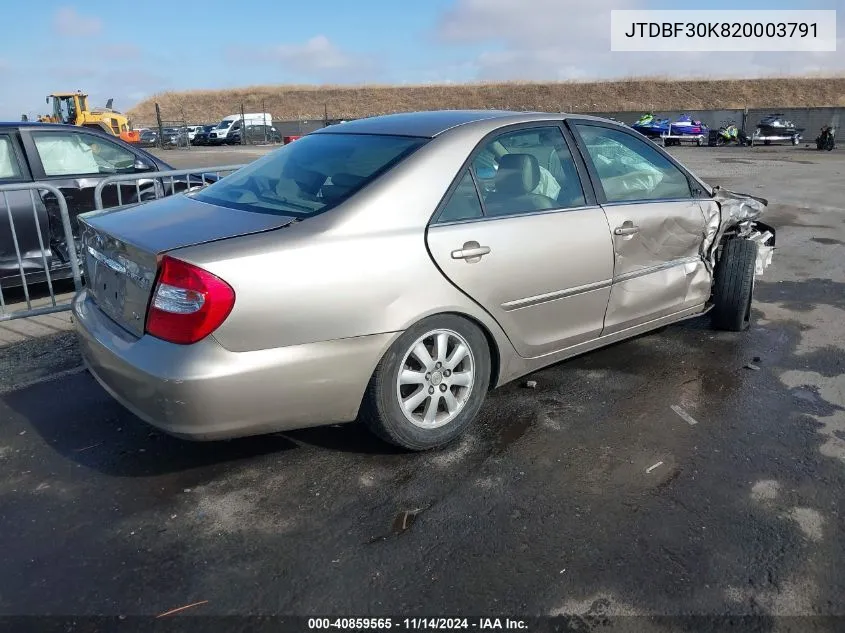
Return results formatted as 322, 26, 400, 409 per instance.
646, 461, 664, 474
671, 405, 699, 426
0, 365, 87, 394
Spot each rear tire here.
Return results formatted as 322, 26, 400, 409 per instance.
711, 239, 758, 332
359, 314, 491, 451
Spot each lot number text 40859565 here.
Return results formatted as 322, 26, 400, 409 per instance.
307, 618, 528, 630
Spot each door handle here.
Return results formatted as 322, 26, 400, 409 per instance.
451, 241, 491, 261
614, 224, 640, 236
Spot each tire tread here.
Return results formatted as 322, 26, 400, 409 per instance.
711, 238, 758, 331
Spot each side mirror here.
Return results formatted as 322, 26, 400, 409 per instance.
133, 158, 154, 172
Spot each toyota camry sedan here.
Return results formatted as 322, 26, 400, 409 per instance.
73, 110, 775, 450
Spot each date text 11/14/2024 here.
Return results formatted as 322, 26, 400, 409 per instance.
307, 618, 529, 630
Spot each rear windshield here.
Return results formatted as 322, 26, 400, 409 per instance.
194, 133, 427, 217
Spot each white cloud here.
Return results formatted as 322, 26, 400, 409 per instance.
436, 0, 845, 80
102, 43, 141, 60
52, 6, 102, 37
228, 35, 381, 82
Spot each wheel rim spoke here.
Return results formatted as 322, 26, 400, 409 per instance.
450, 371, 473, 388
411, 342, 435, 371
423, 394, 440, 426
435, 333, 450, 363
399, 369, 427, 386
445, 344, 468, 370
443, 390, 459, 415
402, 387, 428, 414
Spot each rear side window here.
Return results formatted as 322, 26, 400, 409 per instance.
573, 124, 692, 202
437, 170, 484, 223
471, 126, 586, 217
0, 136, 22, 180
195, 133, 427, 217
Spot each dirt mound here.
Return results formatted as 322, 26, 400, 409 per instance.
128, 77, 845, 125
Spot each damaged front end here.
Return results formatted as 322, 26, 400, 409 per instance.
702, 186, 776, 277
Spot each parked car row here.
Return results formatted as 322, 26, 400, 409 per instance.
192, 123, 281, 146
193, 113, 281, 146
135, 118, 283, 148
137, 126, 191, 148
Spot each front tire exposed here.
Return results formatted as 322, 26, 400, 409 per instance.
360, 314, 491, 451
711, 239, 758, 332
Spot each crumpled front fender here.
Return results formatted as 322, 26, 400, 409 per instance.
703, 186, 775, 275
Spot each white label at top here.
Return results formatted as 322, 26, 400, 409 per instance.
610, 10, 837, 52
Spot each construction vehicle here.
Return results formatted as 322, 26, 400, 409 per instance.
36, 91, 140, 144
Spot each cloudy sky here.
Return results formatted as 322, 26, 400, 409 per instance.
0, 0, 842, 119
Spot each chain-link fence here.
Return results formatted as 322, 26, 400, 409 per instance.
134, 103, 843, 152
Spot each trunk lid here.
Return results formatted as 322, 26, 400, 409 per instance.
79, 194, 295, 337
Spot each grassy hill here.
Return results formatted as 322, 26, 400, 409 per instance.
128, 77, 845, 125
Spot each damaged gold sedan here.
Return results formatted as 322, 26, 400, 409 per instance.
73, 111, 775, 450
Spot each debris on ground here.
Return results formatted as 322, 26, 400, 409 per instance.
524, 380, 538, 389
671, 405, 699, 426
75, 442, 103, 452
156, 600, 209, 618
392, 509, 423, 535
744, 363, 761, 371
646, 461, 664, 474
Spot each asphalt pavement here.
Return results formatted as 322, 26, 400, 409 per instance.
1, 143, 844, 630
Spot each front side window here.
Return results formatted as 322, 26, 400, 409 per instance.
471, 126, 586, 217
0, 136, 22, 180
195, 133, 427, 217
573, 124, 693, 202
33, 132, 137, 176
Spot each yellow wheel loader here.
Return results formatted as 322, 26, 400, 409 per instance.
37, 91, 140, 144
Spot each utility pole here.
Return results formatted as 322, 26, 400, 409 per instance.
241, 103, 246, 146
155, 103, 164, 149
262, 99, 267, 144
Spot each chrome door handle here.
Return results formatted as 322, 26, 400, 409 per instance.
614, 225, 640, 236
452, 246, 490, 258
451, 241, 491, 261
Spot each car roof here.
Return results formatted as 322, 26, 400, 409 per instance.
310, 109, 611, 139
0, 122, 88, 130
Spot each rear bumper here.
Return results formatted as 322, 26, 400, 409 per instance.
72, 290, 398, 440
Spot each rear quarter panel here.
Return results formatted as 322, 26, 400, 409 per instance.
175, 215, 513, 359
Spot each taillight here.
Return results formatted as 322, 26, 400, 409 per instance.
145, 256, 235, 345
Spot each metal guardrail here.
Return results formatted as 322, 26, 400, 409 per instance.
0, 183, 82, 322
1, 164, 246, 323
93, 164, 246, 210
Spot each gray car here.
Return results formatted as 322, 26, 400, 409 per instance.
72, 110, 776, 450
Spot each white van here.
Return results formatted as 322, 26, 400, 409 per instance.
186, 125, 206, 141
208, 113, 273, 145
